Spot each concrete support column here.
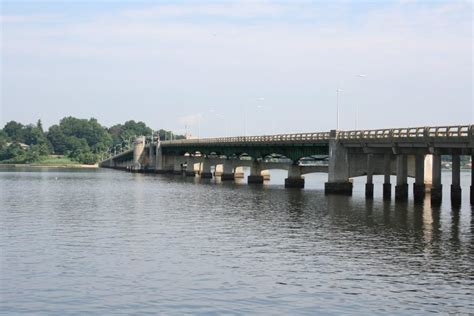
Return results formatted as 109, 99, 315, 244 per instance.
471, 155, 474, 205
424, 155, 433, 192
173, 156, 184, 175
132, 136, 145, 171
200, 158, 213, 178
148, 141, 156, 170
214, 164, 223, 177
325, 132, 353, 195
234, 166, 245, 179
185, 157, 196, 176
431, 154, 442, 206
285, 164, 305, 188
221, 160, 235, 181
395, 154, 408, 201
248, 160, 264, 184
414, 154, 425, 203
365, 154, 374, 199
155, 141, 165, 173
451, 154, 461, 206
383, 153, 392, 200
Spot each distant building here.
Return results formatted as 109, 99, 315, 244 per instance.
5, 142, 30, 149
185, 132, 197, 140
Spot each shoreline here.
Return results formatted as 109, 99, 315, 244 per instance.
0, 163, 99, 169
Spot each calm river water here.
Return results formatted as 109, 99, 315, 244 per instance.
1, 167, 473, 315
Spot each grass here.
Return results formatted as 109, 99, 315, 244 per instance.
34, 155, 81, 165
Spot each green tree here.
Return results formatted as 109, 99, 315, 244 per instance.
0, 130, 9, 147
47, 125, 68, 154
3, 121, 25, 142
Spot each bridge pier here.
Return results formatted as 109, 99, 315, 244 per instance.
413, 154, 425, 203
173, 156, 184, 175
285, 164, 305, 188
471, 155, 474, 205
132, 136, 145, 172
395, 154, 408, 201
221, 160, 235, 181
383, 153, 392, 200
248, 161, 264, 184
451, 154, 461, 206
214, 164, 223, 177
185, 157, 196, 176
234, 166, 245, 179
325, 133, 353, 195
200, 158, 213, 179
365, 154, 374, 199
431, 153, 442, 206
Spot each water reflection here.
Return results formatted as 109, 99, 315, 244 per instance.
1, 168, 473, 315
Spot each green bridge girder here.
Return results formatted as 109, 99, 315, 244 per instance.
161, 142, 329, 162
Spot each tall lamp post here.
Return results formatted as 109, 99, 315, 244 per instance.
355, 74, 366, 130
336, 87, 343, 130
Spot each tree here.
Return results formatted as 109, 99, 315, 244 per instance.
3, 121, 25, 142
0, 130, 9, 147
47, 125, 68, 154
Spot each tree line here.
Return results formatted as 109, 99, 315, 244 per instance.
0, 117, 184, 164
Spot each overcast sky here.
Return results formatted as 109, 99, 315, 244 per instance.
1, 0, 472, 137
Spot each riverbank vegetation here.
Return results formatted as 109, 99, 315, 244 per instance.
0, 117, 183, 165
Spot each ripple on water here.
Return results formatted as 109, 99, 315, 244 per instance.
1, 168, 473, 315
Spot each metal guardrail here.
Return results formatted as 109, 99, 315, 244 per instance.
162, 125, 473, 146
338, 125, 472, 141
162, 132, 331, 146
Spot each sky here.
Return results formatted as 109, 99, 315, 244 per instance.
0, 0, 472, 137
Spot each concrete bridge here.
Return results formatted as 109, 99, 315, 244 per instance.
100, 125, 474, 206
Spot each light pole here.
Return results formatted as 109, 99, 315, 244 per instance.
336, 87, 343, 130
355, 74, 366, 130
243, 105, 247, 137
198, 115, 201, 139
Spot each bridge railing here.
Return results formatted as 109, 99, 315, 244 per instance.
337, 125, 472, 142
162, 132, 331, 145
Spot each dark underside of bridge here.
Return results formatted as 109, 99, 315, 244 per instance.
161, 143, 329, 161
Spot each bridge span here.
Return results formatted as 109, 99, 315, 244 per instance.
100, 125, 474, 206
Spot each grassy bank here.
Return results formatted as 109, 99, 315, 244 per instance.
0, 155, 98, 168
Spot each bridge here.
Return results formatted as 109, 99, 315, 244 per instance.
100, 125, 474, 206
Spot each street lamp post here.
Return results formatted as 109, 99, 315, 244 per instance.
355, 74, 366, 130
336, 87, 342, 130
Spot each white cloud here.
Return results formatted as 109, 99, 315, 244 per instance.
1, 1, 472, 132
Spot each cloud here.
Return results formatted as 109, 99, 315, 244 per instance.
0, 14, 59, 23
1, 1, 472, 132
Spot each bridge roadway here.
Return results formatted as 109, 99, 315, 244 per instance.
100, 125, 474, 206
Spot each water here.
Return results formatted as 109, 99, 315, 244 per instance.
1, 167, 473, 315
